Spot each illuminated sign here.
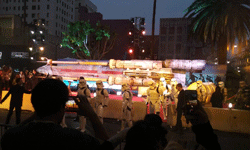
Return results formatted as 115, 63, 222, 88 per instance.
163, 59, 206, 70
11, 52, 29, 59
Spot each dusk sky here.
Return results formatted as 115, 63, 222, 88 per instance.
91, 0, 195, 35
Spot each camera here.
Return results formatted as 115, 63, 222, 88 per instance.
184, 90, 198, 114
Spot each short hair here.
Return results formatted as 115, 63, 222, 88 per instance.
16, 78, 21, 84
125, 115, 168, 150
31, 79, 69, 118
176, 83, 182, 88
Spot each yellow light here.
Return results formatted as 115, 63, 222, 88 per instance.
39, 47, 44, 51
29, 47, 33, 51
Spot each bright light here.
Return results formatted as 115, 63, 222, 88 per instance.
129, 49, 133, 54
138, 94, 142, 97
129, 31, 132, 35
214, 62, 218, 65
227, 61, 230, 64
39, 47, 44, 51
142, 30, 146, 35
41, 57, 45, 60
30, 31, 34, 34
30, 57, 34, 60
42, 39, 45, 42
116, 91, 122, 96
29, 47, 33, 51
94, 93, 97, 97
142, 49, 145, 53
238, 70, 241, 73
234, 45, 237, 48
39, 31, 43, 34
228, 103, 233, 109
32, 39, 36, 42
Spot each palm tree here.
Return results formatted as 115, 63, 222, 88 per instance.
184, 0, 250, 64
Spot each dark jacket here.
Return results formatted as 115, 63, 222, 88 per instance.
1, 84, 31, 107
177, 89, 185, 111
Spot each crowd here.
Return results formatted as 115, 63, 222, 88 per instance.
0, 78, 221, 150
0, 65, 40, 94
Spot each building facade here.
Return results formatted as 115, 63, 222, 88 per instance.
158, 18, 211, 60
0, 0, 96, 37
0, 15, 31, 71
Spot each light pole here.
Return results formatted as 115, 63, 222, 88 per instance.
150, 0, 157, 60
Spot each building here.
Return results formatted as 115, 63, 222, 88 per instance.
0, 0, 97, 37
0, 15, 31, 71
158, 18, 211, 60
78, 6, 136, 60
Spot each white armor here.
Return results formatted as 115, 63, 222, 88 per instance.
121, 83, 133, 130
159, 77, 171, 120
147, 80, 161, 115
170, 78, 179, 104
218, 81, 227, 103
77, 78, 91, 132
95, 80, 109, 124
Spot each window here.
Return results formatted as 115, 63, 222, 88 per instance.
177, 27, 182, 34
55, 30, 57, 35
18, 6, 20, 10
13, 6, 16, 10
176, 44, 182, 54
32, 0, 36, 2
56, 7, 58, 11
160, 27, 167, 35
32, 5, 36, 10
169, 27, 175, 34
56, 22, 58, 27
47, 5, 50, 9
47, 13, 49, 17
32, 13, 35, 18
38, 5, 40, 10
177, 36, 182, 42
168, 36, 174, 42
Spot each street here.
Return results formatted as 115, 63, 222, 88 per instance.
0, 109, 249, 150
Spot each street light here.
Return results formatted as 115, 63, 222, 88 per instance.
39, 47, 44, 51
142, 49, 145, 53
29, 47, 33, 51
39, 31, 43, 34
30, 31, 35, 34
129, 48, 133, 54
41, 57, 47, 60
142, 30, 146, 35
129, 31, 132, 35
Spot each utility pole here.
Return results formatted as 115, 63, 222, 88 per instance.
150, 0, 157, 60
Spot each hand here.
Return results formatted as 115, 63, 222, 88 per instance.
184, 101, 209, 126
73, 95, 95, 117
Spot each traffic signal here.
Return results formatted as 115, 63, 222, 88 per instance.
140, 18, 145, 26
128, 48, 133, 54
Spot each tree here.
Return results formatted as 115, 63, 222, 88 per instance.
184, 0, 250, 64
61, 21, 117, 60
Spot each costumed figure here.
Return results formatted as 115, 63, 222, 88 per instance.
218, 81, 227, 103
196, 80, 206, 103
146, 80, 161, 115
95, 80, 109, 124
159, 77, 171, 120
167, 78, 179, 126
121, 83, 133, 131
76, 77, 91, 132
235, 81, 250, 110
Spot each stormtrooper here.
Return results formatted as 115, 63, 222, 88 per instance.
158, 77, 171, 120
196, 80, 206, 103
218, 81, 227, 103
170, 78, 179, 104
77, 77, 91, 132
146, 80, 161, 115
95, 80, 109, 124
121, 83, 133, 131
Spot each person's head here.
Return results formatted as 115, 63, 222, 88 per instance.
148, 80, 156, 90
31, 79, 69, 123
122, 83, 129, 92
78, 78, 87, 89
176, 83, 183, 91
218, 81, 224, 89
239, 81, 246, 88
170, 78, 177, 87
125, 114, 168, 150
96, 80, 104, 90
197, 80, 203, 88
16, 78, 22, 85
